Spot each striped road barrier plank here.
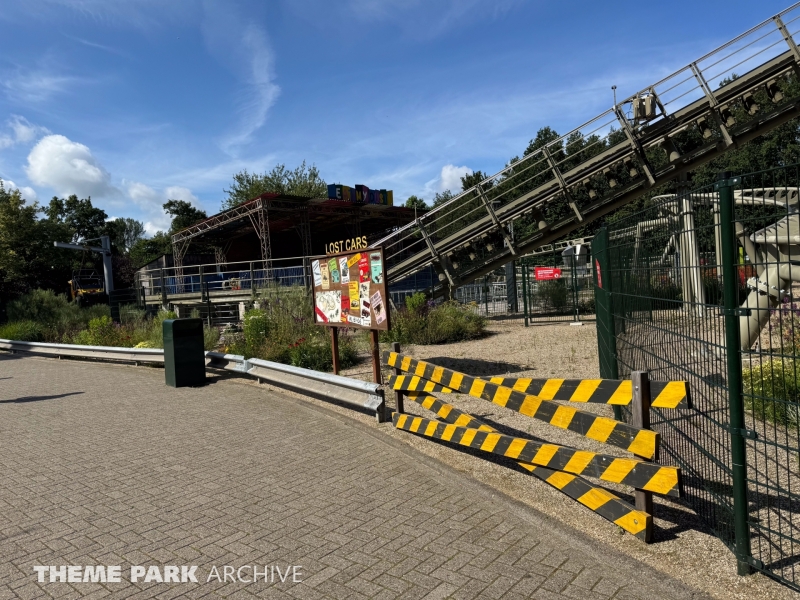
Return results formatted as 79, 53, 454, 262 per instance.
481, 377, 691, 409
392, 412, 682, 498
383, 351, 659, 460
404, 393, 652, 539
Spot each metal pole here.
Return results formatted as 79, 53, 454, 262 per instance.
160, 268, 167, 310
250, 262, 255, 299
632, 370, 654, 543
717, 171, 753, 576
521, 259, 529, 327
391, 341, 405, 413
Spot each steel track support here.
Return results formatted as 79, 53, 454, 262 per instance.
476, 184, 517, 254
541, 146, 583, 222
417, 219, 457, 289
612, 107, 656, 186
690, 62, 735, 147
774, 16, 800, 62
248, 199, 272, 277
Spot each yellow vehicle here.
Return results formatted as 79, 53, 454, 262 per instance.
68, 269, 106, 307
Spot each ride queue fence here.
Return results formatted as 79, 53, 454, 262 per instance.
594, 163, 800, 591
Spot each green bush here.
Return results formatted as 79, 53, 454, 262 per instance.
0, 320, 44, 342
225, 287, 359, 371
72, 315, 129, 347
743, 358, 800, 427
405, 292, 428, 315
6, 289, 110, 342
535, 281, 568, 311
382, 301, 486, 345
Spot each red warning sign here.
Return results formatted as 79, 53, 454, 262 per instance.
534, 267, 562, 281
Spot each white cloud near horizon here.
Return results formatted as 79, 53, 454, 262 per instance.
438, 164, 471, 193
125, 180, 201, 235
26, 134, 120, 199
0, 178, 38, 201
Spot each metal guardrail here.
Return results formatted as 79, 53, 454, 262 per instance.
0, 339, 385, 421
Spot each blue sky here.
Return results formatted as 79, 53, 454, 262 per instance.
0, 0, 793, 234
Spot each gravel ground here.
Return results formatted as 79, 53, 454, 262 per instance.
252, 319, 796, 600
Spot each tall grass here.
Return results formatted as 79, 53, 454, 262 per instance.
226, 286, 358, 371
381, 293, 486, 345
1, 289, 219, 350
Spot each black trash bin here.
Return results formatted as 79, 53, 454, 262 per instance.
163, 318, 206, 387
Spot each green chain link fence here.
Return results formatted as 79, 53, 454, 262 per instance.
595, 164, 800, 591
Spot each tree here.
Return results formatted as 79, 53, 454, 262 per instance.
129, 232, 172, 268
43, 194, 108, 243
460, 170, 491, 191
0, 182, 73, 304
404, 195, 427, 210
163, 200, 207, 234
107, 218, 145, 254
222, 161, 327, 209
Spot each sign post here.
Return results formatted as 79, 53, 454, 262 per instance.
311, 244, 391, 384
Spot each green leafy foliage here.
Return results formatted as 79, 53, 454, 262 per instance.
0, 320, 44, 342
226, 287, 358, 371
381, 297, 486, 345
164, 200, 208, 234
743, 359, 800, 427
222, 161, 327, 209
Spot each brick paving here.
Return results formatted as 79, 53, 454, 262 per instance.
0, 353, 705, 599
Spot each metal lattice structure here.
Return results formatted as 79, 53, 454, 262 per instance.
375, 4, 800, 297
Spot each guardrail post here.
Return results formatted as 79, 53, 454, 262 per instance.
371, 330, 386, 423
718, 171, 753, 575
631, 370, 653, 543
391, 342, 405, 414
331, 328, 340, 375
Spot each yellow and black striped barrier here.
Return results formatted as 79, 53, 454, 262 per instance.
392, 412, 682, 497
404, 392, 652, 539
383, 352, 659, 460
482, 376, 691, 409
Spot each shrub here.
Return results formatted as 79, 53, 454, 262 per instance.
72, 315, 132, 347
382, 301, 486, 345
535, 281, 568, 311
6, 288, 111, 342
0, 320, 44, 342
743, 358, 800, 427
405, 292, 428, 315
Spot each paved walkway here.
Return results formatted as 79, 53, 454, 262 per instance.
0, 353, 703, 599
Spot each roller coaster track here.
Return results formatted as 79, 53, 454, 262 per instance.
375, 3, 800, 297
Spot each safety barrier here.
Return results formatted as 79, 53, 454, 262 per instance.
0, 339, 385, 421
383, 350, 687, 540
384, 355, 659, 459
404, 392, 652, 539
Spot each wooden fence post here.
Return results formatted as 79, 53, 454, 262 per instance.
391, 342, 404, 415
632, 370, 654, 543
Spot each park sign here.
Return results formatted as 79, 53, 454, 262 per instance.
534, 267, 562, 281
311, 247, 390, 331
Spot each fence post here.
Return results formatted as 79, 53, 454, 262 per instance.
717, 171, 753, 576
521, 259, 529, 327
631, 370, 653, 543
250, 262, 255, 299
592, 228, 621, 420
331, 327, 340, 375
160, 268, 168, 310
391, 341, 405, 414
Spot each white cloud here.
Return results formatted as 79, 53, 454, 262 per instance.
25, 134, 119, 199
0, 116, 48, 149
0, 178, 37, 201
1, 71, 78, 103
124, 180, 201, 235
202, 1, 280, 153
438, 164, 471, 193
